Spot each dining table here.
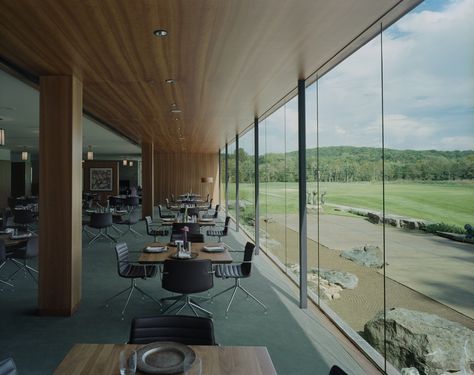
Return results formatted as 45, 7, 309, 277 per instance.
139, 242, 233, 264
53, 343, 277, 375
0, 232, 31, 249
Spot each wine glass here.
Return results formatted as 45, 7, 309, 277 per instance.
119, 350, 137, 375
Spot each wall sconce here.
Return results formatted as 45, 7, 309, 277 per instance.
0, 128, 5, 146
87, 145, 93, 160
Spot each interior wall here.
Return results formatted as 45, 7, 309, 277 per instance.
154, 152, 219, 205
82, 160, 119, 203
0, 160, 11, 209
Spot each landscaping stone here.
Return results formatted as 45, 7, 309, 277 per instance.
364, 308, 474, 375
289, 265, 343, 300
311, 268, 359, 289
401, 368, 420, 375
340, 244, 384, 268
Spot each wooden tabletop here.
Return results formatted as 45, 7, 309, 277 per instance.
160, 220, 216, 227
53, 344, 277, 375
139, 242, 233, 264
0, 233, 29, 248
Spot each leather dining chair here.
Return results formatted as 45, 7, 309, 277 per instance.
8, 235, 39, 284
158, 204, 175, 219
170, 223, 203, 243
117, 209, 142, 238
0, 240, 13, 289
161, 259, 214, 317
88, 212, 115, 245
329, 365, 349, 375
13, 209, 36, 232
203, 204, 219, 220
126, 196, 140, 212
129, 315, 216, 345
105, 243, 161, 318
145, 216, 169, 242
206, 216, 230, 242
212, 242, 267, 317
0, 357, 18, 375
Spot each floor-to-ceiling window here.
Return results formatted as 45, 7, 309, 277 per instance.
220, 147, 226, 209
238, 127, 255, 239
227, 141, 236, 219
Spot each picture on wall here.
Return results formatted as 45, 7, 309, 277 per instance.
90, 168, 113, 191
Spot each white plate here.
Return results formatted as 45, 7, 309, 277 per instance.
144, 246, 167, 253
202, 246, 224, 253
137, 342, 196, 374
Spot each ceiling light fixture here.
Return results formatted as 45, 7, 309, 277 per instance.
153, 29, 168, 37
21, 151, 28, 161
170, 109, 182, 113
123, 160, 128, 166
0, 128, 4, 146
171, 103, 177, 107
165, 79, 175, 84
129, 161, 134, 167
87, 145, 94, 160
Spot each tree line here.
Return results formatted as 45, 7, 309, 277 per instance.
226, 146, 474, 183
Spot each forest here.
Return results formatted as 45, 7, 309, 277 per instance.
229, 146, 474, 183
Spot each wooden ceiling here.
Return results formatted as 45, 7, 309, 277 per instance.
0, 0, 416, 153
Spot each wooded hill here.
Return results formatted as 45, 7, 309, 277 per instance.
231, 146, 474, 183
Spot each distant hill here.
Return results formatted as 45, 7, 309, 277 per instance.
233, 146, 474, 182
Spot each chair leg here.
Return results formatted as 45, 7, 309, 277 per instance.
105, 285, 132, 306
161, 296, 185, 314
121, 285, 135, 317
189, 300, 213, 317
129, 227, 143, 237
225, 284, 239, 316
135, 285, 162, 307
239, 284, 267, 311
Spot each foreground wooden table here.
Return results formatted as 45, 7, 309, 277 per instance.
54, 344, 277, 375
139, 242, 233, 264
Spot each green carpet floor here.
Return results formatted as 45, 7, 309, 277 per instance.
0, 211, 373, 374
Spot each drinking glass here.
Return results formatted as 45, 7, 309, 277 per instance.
119, 350, 137, 375
184, 356, 202, 375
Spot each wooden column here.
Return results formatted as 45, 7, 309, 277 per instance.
141, 142, 154, 219
39, 75, 82, 316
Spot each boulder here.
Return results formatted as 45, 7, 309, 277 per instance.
311, 268, 359, 289
368, 212, 382, 224
401, 368, 420, 375
364, 308, 474, 375
340, 245, 384, 268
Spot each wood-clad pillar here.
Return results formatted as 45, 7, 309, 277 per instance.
141, 142, 154, 219
39, 75, 82, 316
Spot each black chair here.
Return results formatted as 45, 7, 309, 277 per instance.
8, 235, 39, 284
161, 259, 214, 317
170, 223, 203, 243
145, 216, 169, 242
329, 365, 349, 375
126, 196, 140, 210
203, 204, 219, 219
158, 204, 175, 219
129, 315, 216, 345
0, 241, 13, 289
88, 212, 115, 245
13, 209, 36, 232
212, 242, 267, 316
105, 243, 161, 317
118, 210, 143, 238
207, 216, 230, 242
0, 357, 18, 375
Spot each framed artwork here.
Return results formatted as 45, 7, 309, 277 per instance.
90, 168, 113, 191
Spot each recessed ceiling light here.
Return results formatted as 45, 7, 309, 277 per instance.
165, 79, 176, 84
153, 29, 168, 37
175, 118, 179, 121
171, 103, 177, 107
170, 109, 182, 113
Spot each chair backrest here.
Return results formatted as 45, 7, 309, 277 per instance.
126, 196, 139, 207
241, 242, 255, 276
206, 193, 210, 202
90, 212, 113, 229
187, 208, 199, 218
114, 243, 130, 276
208, 198, 213, 209
170, 232, 204, 243
223, 216, 231, 235
158, 205, 167, 217
145, 216, 153, 235
0, 357, 18, 375
13, 209, 34, 224
165, 199, 171, 209
129, 315, 216, 345
213, 204, 220, 219
329, 365, 348, 375
171, 194, 175, 202
162, 259, 213, 294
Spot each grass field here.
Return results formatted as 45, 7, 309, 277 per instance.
232, 180, 474, 228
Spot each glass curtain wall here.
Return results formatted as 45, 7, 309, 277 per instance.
238, 128, 255, 239
227, 141, 236, 219
220, 147, 226, 210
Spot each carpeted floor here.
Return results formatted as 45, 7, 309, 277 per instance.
0, 211, 376, 374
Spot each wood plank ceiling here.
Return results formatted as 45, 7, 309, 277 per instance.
0, 0, 412, 153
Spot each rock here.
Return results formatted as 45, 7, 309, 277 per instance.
311, 268, 359, 289
340, 245, 384, 268
368, 212, 382, 224
289, 265, 343, 300
364, 308, 474, 375
401, 368, 420, 375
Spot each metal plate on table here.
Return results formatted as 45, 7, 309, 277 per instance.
169, 252, 198, 260
137, 342, 196, 374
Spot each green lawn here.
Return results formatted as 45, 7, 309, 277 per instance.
235, 180, 474, 228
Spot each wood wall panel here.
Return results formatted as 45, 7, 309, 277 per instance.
154, 153, 219, 205
39, 75, 82, 316
82, 160, 119, 204
141, 142, 154, 218
0, 160, 11, 210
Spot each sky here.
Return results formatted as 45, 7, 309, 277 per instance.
252, 0, 474, 154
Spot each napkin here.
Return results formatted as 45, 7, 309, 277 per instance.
177, 251, 192, 259
203, 246, 225, 253
144, 246, 167, 253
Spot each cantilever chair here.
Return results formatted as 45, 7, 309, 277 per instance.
206, 216, 230, 242
158, 204, 175, 219
203, 204, 219, 220
0, 357, 18, 375
105, 243, 161, 318
88, 212, 115, 245
8, 235, 39, 284
329, 365, 349, 375
170, 222, 203, 243
145, 216, 169, 242
13, 209, 36, 232
125, 196, 140, 212
212, 242, 267, 317
161, 259, 214, 317
129, 315, 216, 345
0, 241, 13, 289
